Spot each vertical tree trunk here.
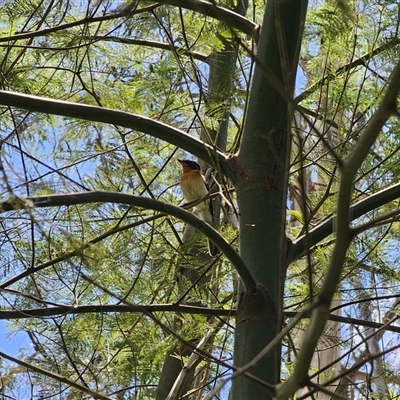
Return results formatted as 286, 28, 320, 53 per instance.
230, 1, 308, 398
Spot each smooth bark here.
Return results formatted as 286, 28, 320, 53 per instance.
230, 1, 308, 398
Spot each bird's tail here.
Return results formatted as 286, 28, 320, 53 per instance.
201, 209, 219, 256
208, 239, 218, 257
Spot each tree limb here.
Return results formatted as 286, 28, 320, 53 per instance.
291, 182, 400, 262
0, 90, 227, 168
277, 57, 400, 400
154, 0, 257, 40
0, 191, 256, 291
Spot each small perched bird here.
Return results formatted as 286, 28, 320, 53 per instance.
178, 159, 217, 255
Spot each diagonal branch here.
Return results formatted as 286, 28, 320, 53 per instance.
88, 36, 208, 62
291, 182, 400, 262
0, 90, 227, 168
0, 350, 115, 400
0, 4, 160, 44
0, 191, 256, 291
277, 58, 400, 399
295, 37, 400, 103
154, 0, 257, 40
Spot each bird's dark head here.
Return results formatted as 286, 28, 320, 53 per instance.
178, 159, 201, 171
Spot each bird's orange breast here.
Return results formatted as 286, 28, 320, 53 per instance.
180, 170, 209, 205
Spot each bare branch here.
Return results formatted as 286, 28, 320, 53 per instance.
0, 191, 256, 291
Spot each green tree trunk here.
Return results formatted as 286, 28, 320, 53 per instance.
230, 1, 308, 398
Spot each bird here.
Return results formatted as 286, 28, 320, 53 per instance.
178, 159, 218, 256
